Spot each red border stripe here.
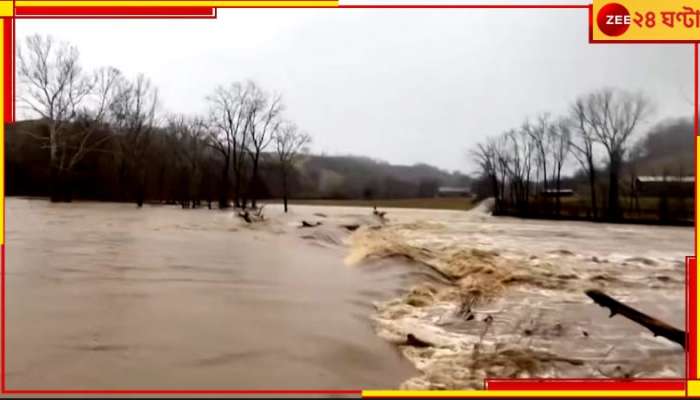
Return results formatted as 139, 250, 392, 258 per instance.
1, 246, 5, 393
485, 379, 686, 391
3, 18, 12, 123
695, 44, 699, 137
4, 389, 361, 394
2, 3, 697, 396
339, 4, 588, 8
689, 257, 697, 380
16, 6, 215, 17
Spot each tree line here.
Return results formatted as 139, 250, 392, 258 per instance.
470, 88, 693, 223
15, 34, 310, 211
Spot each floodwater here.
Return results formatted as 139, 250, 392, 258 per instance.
6, 198, 416, 390
5, 197, 693, 390
346, 200, 691, 389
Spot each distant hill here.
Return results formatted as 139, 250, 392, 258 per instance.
292, 155, 471, 200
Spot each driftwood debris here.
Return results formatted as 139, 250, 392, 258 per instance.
585, 289, 685, 349
237, 211, 252, 224
254, 205, 265, 221
300, 220, 322, 228
237, 206, 265, 224
340, 224, 360, 231
373, 206, 387, 219
404, 333, 433, 348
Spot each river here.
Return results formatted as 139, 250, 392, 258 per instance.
5, 197, 692, 390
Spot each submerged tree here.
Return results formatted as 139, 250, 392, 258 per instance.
206, 82, 250, 209
167, 114, 208, 208
245, 82, 282, 209
109, 73, 159, 207
274, 122, 311, 213
470, 138, 500, 210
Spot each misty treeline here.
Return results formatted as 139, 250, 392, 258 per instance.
12, 34, 311, 211
470, 88, 694, 223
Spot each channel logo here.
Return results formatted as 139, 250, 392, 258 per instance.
596, 2, 631, 37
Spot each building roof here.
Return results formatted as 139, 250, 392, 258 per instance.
541, 188, 574, 193
437, 186, 470, 192
636, 176, 694, 183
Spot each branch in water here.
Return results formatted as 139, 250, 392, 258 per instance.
585, 289, 685, 349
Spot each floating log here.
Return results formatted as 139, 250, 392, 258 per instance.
340, 224, 360, 231
404, 333, 433, 348
585, 289, 685, 349
300, 220, 322, 228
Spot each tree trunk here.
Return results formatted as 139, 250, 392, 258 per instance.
239, 162, 249, 210
555, 169, 562, 216
490, 174, 499, 212
117, 158, 130, 202
587, 156, 598, 219
136, 167, 146, 208
62, 171, 73, 202
282, 169, 289, 213
219, 157, 230, 209
250, 154, 260, 209
541, 159, 549, 213
234, 162, 245, 209
48, 124, 62, 202
49, 166, 62, 202
608, 154, 621, 221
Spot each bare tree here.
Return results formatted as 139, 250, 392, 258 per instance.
206, 82, 251, 209
505, 128, 534, 213
167, 114, 208, 208
570, 98, 600, 219
109, 73, 159, 207
275, 122, 311, 212
523, 113, 552, 197
17, 34, 98, 202
575, 88, 651, 220
245, 82, 282, 209
550, 117, 571, 216
470, 138, 500, 210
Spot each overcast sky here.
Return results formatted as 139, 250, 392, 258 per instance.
18, 8, 695, 173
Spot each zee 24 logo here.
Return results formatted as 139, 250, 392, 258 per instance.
597, 2, 700, 37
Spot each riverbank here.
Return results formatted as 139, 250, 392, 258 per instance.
491, 210, 694, 227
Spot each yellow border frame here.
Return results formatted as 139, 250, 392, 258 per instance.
3, 2, 698, 398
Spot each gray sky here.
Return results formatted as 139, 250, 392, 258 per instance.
18, 8, 694, 173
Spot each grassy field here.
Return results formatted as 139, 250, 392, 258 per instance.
278, 197, 476, 211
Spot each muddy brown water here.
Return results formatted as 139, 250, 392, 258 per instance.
6, 198, 417, 390
346, 203, 691, 388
